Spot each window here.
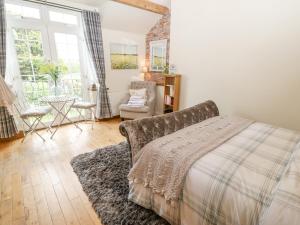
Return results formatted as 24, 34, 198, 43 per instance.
6, 0, 86, 125
54, 33, 81, 96
6, 3, 40, 19
12, 28, 48, 105
49, 11, 78, 25
13, 28, 44, 80
110, 43, 138, 70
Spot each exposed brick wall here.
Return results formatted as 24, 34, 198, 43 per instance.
144, 13, 170, 85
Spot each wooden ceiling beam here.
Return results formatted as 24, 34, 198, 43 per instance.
113, 0, 169, 15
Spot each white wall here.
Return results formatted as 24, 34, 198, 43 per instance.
102, 28, 145, 116
170, 0, 300, 130
155, 86, 164, 115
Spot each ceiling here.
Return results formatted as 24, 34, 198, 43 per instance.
99, 1, 163, 34
70, 0, 170, 8
68, 0, 169, 34
69, 0, 108, 6
150, 0, 170, 8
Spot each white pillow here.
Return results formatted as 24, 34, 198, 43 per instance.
129, 88, 147, 99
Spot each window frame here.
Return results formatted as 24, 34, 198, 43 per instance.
48, 9, 79, 26
149, 39, 167, 72
5, 0, 42, 20
5, 0, 89, 127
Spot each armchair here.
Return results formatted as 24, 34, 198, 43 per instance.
119, 81, 156, 120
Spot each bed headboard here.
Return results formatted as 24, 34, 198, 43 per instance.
119, 100, 219, 165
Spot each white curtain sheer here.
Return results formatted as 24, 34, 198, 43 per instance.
5, 28, 24, 101
5, 28, 26, 129
78, 26, 99, 103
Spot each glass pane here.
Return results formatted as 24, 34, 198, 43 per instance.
18, 58, 32, 76
27, 30, 42, 41
54, 33, 82, 97
13, 28, 48, 108
152, 46, 166, 71
49, 11, 78, 25
30, 42, 43, 57
13, 28, 26, 40
15, 40, 29, 57
6, 3, 40, 19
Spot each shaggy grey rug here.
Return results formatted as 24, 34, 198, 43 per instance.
70, 142, 170, 225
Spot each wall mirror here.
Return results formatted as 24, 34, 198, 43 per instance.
150, 39, 167, 72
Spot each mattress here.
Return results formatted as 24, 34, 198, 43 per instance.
129, 122, 300, 225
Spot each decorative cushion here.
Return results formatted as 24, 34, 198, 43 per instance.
129, 88, 147, 99
119, 104, 150, 113
20, 106, 52, 118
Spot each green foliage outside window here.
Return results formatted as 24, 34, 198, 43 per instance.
39, 62, 68, 86
13, 28, 81, 106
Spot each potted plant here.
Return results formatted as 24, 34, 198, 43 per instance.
39, 61, 67, 96
163, 63, 170, 74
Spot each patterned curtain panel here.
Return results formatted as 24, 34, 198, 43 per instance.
82, 10, 112, 119
0, 0, 5, 77
0, 0, 18, 139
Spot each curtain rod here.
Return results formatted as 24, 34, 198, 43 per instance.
21, 0, 83, 12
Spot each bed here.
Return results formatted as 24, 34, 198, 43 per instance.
119, 101, 300, 225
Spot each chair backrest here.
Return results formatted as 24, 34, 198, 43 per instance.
130, 81, 156, 101
13, 98, 27, 116
87, 85, 98, 104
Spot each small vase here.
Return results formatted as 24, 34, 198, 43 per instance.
50, 84, 64, 96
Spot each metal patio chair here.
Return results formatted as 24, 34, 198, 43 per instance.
14, 100, 52, 143
70, 86, 97, 129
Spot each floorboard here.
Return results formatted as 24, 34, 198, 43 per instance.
0, 119, 124, 225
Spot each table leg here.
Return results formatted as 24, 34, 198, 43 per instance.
49, 102, 68, 139
59, 99, 83, 131
49, 100, 82, 139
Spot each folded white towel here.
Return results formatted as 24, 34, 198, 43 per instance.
127, 95, 146, 107
129, 96, 144, 100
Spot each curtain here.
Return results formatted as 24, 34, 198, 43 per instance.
0, 0, 18, 139
82, 10, 112, 119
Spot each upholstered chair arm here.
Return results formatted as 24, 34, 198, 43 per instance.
119, 100, 219, 165
146, 95, 156, 115
120, 93, 130, 105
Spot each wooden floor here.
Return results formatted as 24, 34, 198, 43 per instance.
0, 118, 125, 225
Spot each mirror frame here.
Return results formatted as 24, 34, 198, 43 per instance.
149, 39, 167, 72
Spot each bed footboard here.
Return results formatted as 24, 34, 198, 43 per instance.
119, 100, 219, 165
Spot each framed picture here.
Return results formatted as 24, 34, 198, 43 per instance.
110, 43, 138, 70
149, 39, 167, 72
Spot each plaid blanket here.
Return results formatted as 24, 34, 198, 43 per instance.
130, 122, 300, 225
181, 122, 300, 225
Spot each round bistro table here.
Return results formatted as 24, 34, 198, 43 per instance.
40, 95, 82, 139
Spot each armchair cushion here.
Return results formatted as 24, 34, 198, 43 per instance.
129, 88, 147, 99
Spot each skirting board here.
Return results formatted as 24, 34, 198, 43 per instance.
0, 131, 24, 142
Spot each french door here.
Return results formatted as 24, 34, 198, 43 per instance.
6, 0, 87, 126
